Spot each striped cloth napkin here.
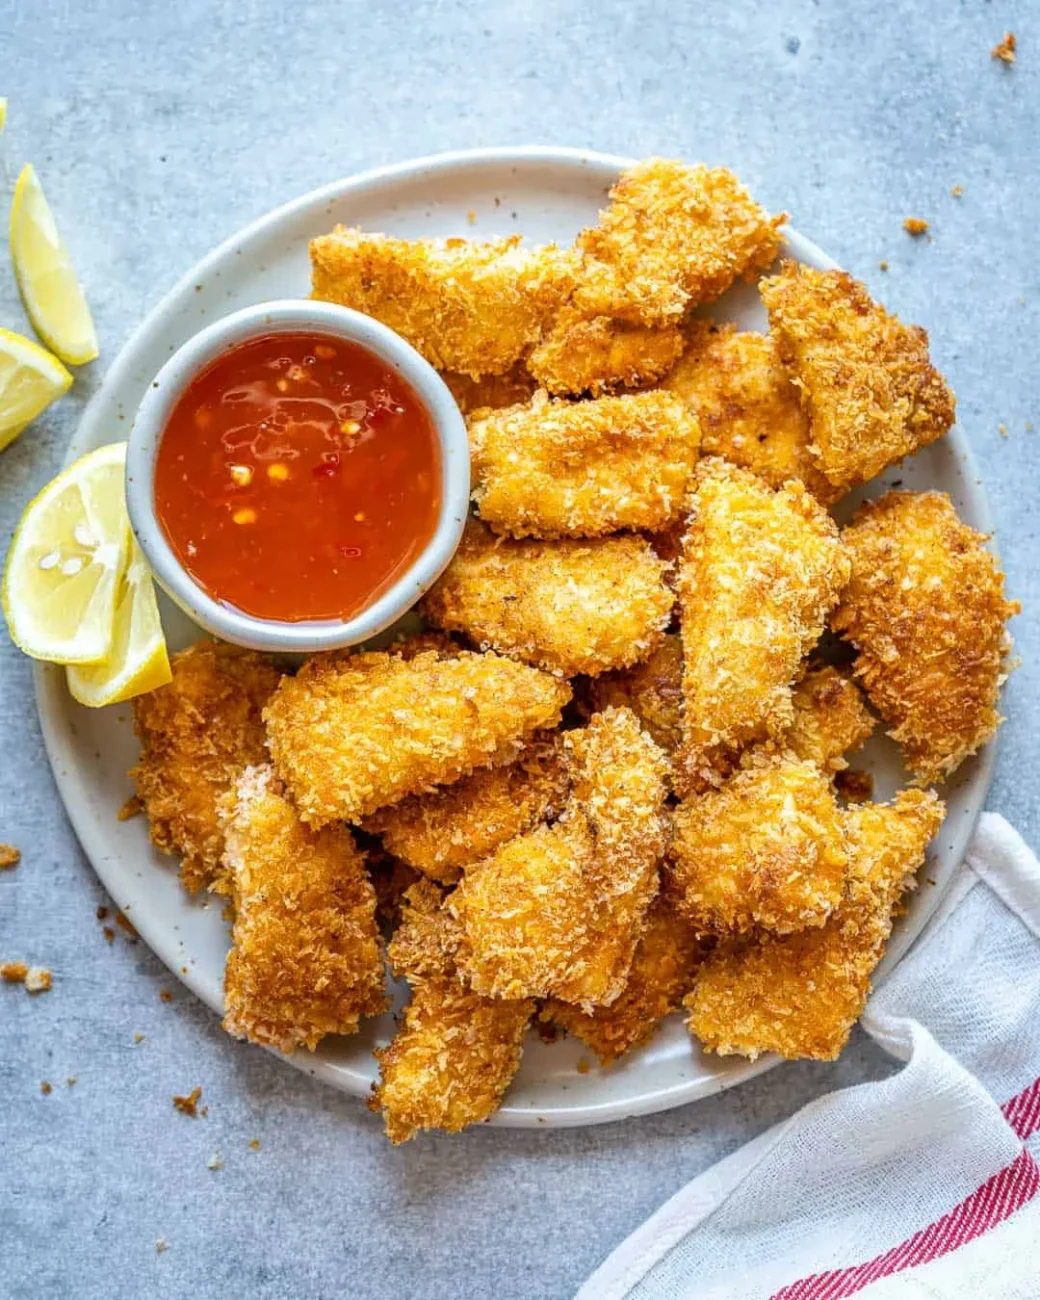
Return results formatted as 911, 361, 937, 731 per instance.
577, 812, 1040, 1300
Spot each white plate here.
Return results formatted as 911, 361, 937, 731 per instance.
35, 147, 996, 1128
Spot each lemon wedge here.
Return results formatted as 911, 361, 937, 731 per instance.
3, 442, 130, 663
67, 536, 171, 706
10, 163, 99, 366
0, 326, 72, 451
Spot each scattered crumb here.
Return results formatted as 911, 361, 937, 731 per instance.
903, 217, 929, 236
0, 843, 20, 869
466, 209, 477, 225
835, 769, 874, 804
173, 1086, 202, 1117
155, 1238, 168, 1255
66, 1076, 77, 1086
40, 1081, 52, 1095
180, 966, 188, 975
102, 927, 115, 944
991, 32, 1016, 64
207, 1150, 224, 1171
1, 961, 28, 983
96, 906, 109, 920
133, 1032, 146, 1044
159, 989, 173, 1003
998, 423, 1009, 439
199, 1105, 209, 1117
576, 1057, 592, 1075
1026, 422, 1034, 432
878, 260, 888, 272
116, 912, 139, 940
25, 966, 51, 993
117, 795, 143, 822
951, 185, 963, 198
248, 1138, 261, 1151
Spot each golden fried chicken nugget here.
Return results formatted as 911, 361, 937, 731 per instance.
761, 262, 956, 490
671, 754, 848, 936
469, 388, 700, 539
571, 158, 786, 326
264, 649, 570, 827
131, 641, 282, 894
365, 733, 567, 884
784, 665, 875, 774
220, 766, 386, 1053
589, 634, 684, 753
685, 789, 944, 1060
421, 523, 673, 677
664, 321, 841, 504
832, 492, 1018, 783
373, 881, 533, 1143
310, 228, 575, 377
527, 307, 684, 397
542, 890, 707, 1063
440, 365, 537, 416
452, 708, 670, 1009
677, 460, 850, 791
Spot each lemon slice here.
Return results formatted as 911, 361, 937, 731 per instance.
0, 326, 72, 451
10, 164, 99, 366
67, 537, 171, 706
3, 442, 130, 663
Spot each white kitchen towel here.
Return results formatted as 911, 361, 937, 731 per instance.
577, 812, 1040, 1300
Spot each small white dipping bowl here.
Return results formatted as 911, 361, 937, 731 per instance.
125, 300, 470, 653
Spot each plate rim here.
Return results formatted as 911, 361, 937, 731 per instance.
32, 145, 996, 1128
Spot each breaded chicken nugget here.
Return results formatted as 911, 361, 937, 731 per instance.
677, 460, 850, 791
373, 881, 533, 1143
265, 649, 570, 827
589, 634, 684, 753
366, 849, 422, 934
832, 492, 1018, 783
571, 158, 786, 326
220, 766, 386, 1053
131, 641, 282, 894
761, 262, 956, 490
310, 228, 575, 377
452, 708, 670, 1009
421, 523, 673, 677
440, 365, 537, 416
469, 388, 700, 539
685, 789, 944, 1059
542, 890, 707, 1063
783, 665, 875, 774
365, 733, 567, 884
671, 754, 848, 936
527, 307, 684, 397
663, 322, 841, 504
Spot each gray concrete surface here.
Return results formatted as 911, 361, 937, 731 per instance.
0, 2, 1037, 1297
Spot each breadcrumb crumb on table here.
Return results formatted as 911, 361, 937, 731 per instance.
0, 843, 20, 869
40, 1081, 52, 1095
903, 217, 930, 236
25, 966, 51, 993
992, 32, 1016, 64
173, 1086, 202, 1116
1, 962, 29, 984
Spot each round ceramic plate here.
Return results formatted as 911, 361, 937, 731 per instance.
35, 147, 995, 1127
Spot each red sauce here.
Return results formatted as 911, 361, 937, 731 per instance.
153, 332, 442, 622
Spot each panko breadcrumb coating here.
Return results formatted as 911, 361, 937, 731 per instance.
761, 262, 956, 490
589, 634, 684, 754
421, 523, 673, 677
310, 228, 575, 377
469, 388, 700, 539
784, 665, 875, 774
365, 733, 567, 883
264, 649, 570, 826
832, 492, 1018, 784
453, 708, 670, 1009
542, 890, 707, 1063
527, 307, 684, 397
440, 364, 537, 416
571, 158, 786, 326
220, 766, 386, 1053
670, 754, 848, 936
677, 459, 850, 792
131, 642, 282, 893
373, 881, 533, 1143
685, 789, 944, 1060
663, 321, 841, 504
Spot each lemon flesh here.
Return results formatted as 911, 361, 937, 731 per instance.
3, 442, 130, 663
0, 326, 72, 451
10, 164, 99, 366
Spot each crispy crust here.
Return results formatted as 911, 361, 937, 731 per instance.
421, 523, 673, 677
589, 634, 685, 753
220, 767, 386, 1053
670, 754, 849, 936
452, 708, 670, 1010
832, 491, 1018, 783
527, 307, 684, 397
664, 321, 842, 504
310, 228, 576, 377
676, 459, 850, 791
364, 733, 567, 883
685, 790, 944, 1060
783, 665, 875, 774
440, 365, 537, 416
761, 262, 956, 489
571, 158, 786, 325
469, 388, 700, 539
264, 649, 570, 826
131, 642, 282, 893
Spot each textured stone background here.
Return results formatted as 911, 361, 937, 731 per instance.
0, 2, 1036, 1297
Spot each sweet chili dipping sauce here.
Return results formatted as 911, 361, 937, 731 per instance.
154, 333, 442, 622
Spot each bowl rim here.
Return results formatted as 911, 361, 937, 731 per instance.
124, 298, 470, 652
